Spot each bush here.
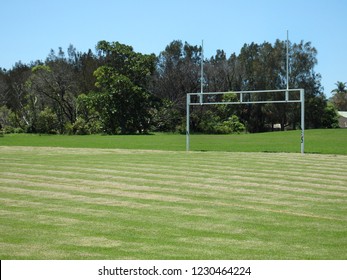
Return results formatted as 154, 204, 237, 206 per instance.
321, 102, 339, 128
150, 100, 182, 132
72, 118, 90, 135
211, 123, 232, 134
3, 126, 15, 134
0, 106, 16, 133
64, 122, 74, 135
36, 108, 59, 134
13, 127, 25, 134
69, 118, 103, 135
199, 114, 245, 134
223, 115, 246, 134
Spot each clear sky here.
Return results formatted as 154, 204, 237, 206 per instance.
2, 0, 346, 97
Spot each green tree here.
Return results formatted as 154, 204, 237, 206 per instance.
289, 41, 327, 129
153, 40, 202, 131
321, 102, 339, 128
236, 41, 287, 132
153, 41, 202, 105
331, 81, 347, 110
29, 55, 80, 133
26, 46, 100, 134
91, 41, 156, 134
235, 40, 328, 131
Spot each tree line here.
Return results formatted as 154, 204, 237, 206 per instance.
0, 39, 341, 135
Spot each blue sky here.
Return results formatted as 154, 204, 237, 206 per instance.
2, 0, 346, 97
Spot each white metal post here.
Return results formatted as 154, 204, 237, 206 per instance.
200, 40, 204, 104
186, 94, 190, 151
286, 30, 289, 101
300, 89, 305, 154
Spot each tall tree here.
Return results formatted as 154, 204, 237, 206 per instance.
29, 49, 80, 132
289, 41, 327, 129
0, 69, 8, 107
331, 81, 347, 110
236, 42, 286, 132
90, 41, 156, 134
2, 63, 34, 130
153, 40, 202, 106
152, 40, 202, 131
205, 49, 232, 92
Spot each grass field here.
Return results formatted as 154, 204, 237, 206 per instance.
0, 145, 346, 259
0, 128, 346, 154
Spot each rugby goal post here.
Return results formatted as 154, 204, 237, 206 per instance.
186, 89, 305, 153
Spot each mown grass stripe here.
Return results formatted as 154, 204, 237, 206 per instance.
2, 163, 346, 194
1, 146, 346, 259
2, 165, 346, 204
1, 164, 344, 208
2, 170, 346, 213
2, 152, 346, 182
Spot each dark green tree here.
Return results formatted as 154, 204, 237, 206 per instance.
91, 41, 156, 134
152, 40, 202, 131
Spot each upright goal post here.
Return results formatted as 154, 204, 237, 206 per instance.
186, 89, 305, 153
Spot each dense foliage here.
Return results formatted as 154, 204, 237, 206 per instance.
0, 39, 340, 134
331, 81, 347, 111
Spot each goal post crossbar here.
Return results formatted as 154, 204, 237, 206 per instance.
186, 89, 305, 153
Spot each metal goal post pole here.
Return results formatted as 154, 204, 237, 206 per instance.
186, 94, 190, 151
300, 89, 305, 154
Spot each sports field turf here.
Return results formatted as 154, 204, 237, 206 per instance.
0, 129, 346, 154
0, 145, 346, 259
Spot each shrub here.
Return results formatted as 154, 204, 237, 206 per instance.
13, 127, 25, 134
223, 115, 246, 134
69, 118, 103, 135
0, 106, 16, 133
36, 108, 59, 134
321, 102, 339, 128
72, 118, 90, 135
200, 114, 245, 134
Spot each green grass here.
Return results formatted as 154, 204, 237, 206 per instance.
0, 128, 346, 154
1, 130, 346, 259
0, 146, 346, 259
